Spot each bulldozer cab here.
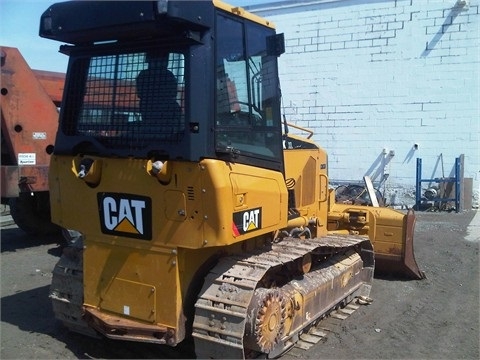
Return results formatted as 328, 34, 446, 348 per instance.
41, 0, 285, 173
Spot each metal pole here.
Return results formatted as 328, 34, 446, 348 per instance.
455, 157, 461, 212
416, 158, 422, 210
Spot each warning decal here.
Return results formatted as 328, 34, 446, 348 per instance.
18, 153, 36, 165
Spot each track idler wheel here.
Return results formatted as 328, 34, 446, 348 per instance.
245, 288, 287, 354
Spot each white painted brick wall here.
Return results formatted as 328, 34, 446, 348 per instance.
249, 0, 479, 208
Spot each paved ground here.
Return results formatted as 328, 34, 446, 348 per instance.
1, 207, 479, 359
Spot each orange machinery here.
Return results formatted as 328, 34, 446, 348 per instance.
1, 46, 64, 234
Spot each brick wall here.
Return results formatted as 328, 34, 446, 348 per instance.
249, 0, 479, 208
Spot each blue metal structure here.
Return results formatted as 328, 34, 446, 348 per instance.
415, 157, 461, 212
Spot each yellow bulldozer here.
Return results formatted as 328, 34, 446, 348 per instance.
40, 1, 424, 358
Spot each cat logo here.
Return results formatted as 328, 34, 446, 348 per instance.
98, 193, 152, 240
232, 207, 262, 237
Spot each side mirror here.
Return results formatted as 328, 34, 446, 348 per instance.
267, 33, 285, 57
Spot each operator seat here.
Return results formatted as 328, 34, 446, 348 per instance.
136, 55, 182, 134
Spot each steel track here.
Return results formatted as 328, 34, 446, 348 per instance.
192, 235, 374, 359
